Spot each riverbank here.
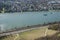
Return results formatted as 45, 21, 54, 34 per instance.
0, 11, 60, 13
0, 26, 59, 40
0, 25, 49, 37
2, 21, 60, 32
0, 21, 60, 37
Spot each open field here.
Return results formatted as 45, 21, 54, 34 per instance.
0, 26, 60, 40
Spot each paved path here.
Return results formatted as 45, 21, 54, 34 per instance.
0, 26, 49, 37
14, 34, 19, 40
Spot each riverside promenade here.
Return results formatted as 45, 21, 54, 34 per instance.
0, 25, 49, 37
0, 22, 60, 37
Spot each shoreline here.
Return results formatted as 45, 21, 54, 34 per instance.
0, 21, 60, 37
0, 11, 60, 13
0, 25, 48, 37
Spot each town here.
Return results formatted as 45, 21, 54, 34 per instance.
0, 0, 60, 13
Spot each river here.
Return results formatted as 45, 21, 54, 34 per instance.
0, 11, 60, 31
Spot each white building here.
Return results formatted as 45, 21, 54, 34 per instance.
48, 1, 60, 4
48, 1, 60, 10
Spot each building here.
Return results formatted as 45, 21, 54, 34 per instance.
48, 1, 60, 10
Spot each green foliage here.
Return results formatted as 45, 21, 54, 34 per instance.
48, 24, 60, 30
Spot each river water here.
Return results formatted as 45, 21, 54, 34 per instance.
0, 12, 60, 31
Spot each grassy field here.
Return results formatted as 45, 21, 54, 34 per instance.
0, 27, 59, 40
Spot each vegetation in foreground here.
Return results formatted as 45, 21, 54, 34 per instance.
0, 24, 60, 40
